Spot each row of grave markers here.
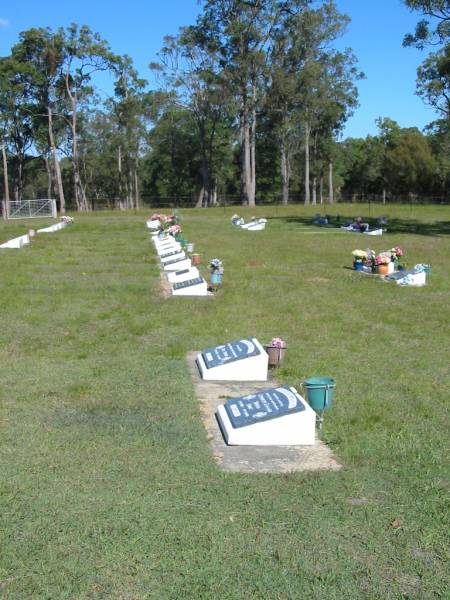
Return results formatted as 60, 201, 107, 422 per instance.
148, 220, 316, 446
150, 228, 208, 296
196, 337, 316, 446
0, 218, 73, 249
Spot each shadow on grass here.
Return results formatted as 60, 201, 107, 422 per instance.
270, 215, 450, 236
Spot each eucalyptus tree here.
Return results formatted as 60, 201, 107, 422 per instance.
9, 27, 67, 212
268, 0, 360, 204
196, 0, 294, 206
0, 56, 35, 204
403, 0, 450, 120
59, 24, 118, 211
151, 24, 234, 207
110, 55, 150, 209
403, 0, 449, 48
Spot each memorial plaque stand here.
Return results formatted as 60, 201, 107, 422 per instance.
196, 337, 268, 381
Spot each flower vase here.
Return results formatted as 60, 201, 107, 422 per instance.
377, 264, 389, 275
211, 272, 222, 286
265, 345, 287, 367
353, 260, 364, 271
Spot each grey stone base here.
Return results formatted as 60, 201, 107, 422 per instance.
187, 352, 341, 473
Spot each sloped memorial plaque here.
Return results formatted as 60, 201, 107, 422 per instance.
160, 250, 186, 264
385, 268, 426, 286
196, 337, 268, 381
216, 385, 315, 445
159, 249, 184, 259
167, 267, 200, 284
163, 257, 192, 272
171, 276, 208, 296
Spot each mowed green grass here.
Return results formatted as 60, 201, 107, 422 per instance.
0, 204, 449, 599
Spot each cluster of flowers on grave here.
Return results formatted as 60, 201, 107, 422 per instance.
268, 337, 287, 348
61, 215, 74, 224
231, 214, 244, 226
166, 224, 182, 236
209, 258, 224, 274
352, 246, 404, 271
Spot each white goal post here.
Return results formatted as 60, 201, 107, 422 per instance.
7, 199, 57, 220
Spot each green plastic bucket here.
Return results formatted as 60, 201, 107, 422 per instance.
303, 377, 335, 411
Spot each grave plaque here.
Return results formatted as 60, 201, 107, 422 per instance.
202, 338, 260, 370
171, 276, 208, 296
164, 256, 187, 266
216, 386, 315, 446
196, 337, 268, 381
173, 277, 203, 290
160, 249, 181, 259
175, 268, 190, 276
224, 386, 305, 428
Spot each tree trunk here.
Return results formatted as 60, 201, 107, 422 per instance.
65, 71, 87, 211
249, 97, 256, 206
328, 161, 334, 204
240, 97, 256, 207
196, 187, 204, 208
304, 123, 310, 206
43, 154, 52, 199
319, 176, 324, 204
1, 141, 10, 219
48, 106, 65, 214
382, 188, 386, 204
312, 177, 317, 205
280, 140, 290, 205
71, 108, 87, 211
134, 167, 140, 209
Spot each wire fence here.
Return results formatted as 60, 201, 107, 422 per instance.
86, 193, 449, 211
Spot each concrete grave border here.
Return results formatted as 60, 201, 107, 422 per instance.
187, 351, 341, 473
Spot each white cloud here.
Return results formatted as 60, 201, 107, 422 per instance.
0, 18, 10, 27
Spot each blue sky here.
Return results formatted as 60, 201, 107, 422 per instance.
0, 0, 439, 139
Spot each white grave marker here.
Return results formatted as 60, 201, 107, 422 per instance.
163, 257, 192, 272
196, 337, 268, 381
216, 385, 315, 445
171, 277, 208, 296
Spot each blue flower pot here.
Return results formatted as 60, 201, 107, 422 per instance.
354, 261, 364, 271
211, 273, 222, 285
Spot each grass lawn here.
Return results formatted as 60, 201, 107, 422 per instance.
0, 204, 449, 599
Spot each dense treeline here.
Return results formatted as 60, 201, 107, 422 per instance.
1, 0, 449, 214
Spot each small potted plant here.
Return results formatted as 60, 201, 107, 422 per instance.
209, 258, 224, 287
265, 337, 287, 367
375, 252, 391, 275
390, 246, 403, 269
352, 249, 366, 271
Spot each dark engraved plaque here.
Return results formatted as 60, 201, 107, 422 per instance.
174, 268, 190, 276
201, 338, 260, 369
172, 277, 204, 290
224, 386, 304, 429
164, 256, 188, 266
160, 250, 182, 259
